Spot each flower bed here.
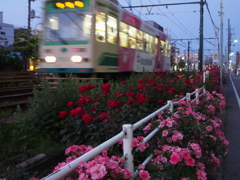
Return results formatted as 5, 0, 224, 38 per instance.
0, 66, 228, 180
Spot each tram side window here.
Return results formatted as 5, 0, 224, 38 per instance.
148, 35, 154, 54
120, 22, 128, 47
83, 14, 92, 38
49, 16, 59, 30
164, 42, 169, 57
143, 33, 149, 52
160, 40, 165, 56
166, 42, 171, 57
136, 30, 143, 51
154, 37, 159, 55
95, 12, 106, 42
107, 15, 117, 44
169, 43, 172, 57
128, 26, 137, 49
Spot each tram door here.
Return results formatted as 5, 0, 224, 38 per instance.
93, 11, 118, 73
154, 36, 161, 71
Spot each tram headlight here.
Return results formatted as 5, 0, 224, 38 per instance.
45, 56, 57, 63
71, 56, 82, 62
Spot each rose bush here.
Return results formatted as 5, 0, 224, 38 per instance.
137, 95, 228, 180
29, 87, 228, 180
58, 70, 212, 147
27, 66, 225, 180
0, 66, 228, 180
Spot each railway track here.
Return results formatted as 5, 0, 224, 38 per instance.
0, 85, 41, 110
0, 71, 103, 120
0, 71, 48, 115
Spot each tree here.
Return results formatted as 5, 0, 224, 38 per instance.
178, 60, 186, 70
0, 37, 22, 70
13, 30, 39, 71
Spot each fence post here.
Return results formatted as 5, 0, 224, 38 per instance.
167, 100, 173, 115
123, 124, 134, 176
203, 71, 206, 83
196, 88, 199, 102
186, 93, 191, 105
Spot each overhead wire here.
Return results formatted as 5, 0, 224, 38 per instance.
157, 0, 198, 39
204, 0, 219, 53
121, 0, 190, 50
121, 0, 154, 21
155, 0, 198, 50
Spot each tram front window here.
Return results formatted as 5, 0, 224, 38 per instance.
44, 11, 92, 43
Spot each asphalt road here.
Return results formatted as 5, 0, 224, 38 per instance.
223, 73, 240, 180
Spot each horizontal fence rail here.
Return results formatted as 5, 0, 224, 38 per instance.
43, 86, 206, 180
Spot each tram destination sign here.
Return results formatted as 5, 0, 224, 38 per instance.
55, 0, 85, 9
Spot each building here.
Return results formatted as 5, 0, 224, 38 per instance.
236, 51, 240, 69
0, 12, 14, 47
211, 53, 219, 66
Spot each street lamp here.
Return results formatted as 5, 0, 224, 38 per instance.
227, 39, 239, 74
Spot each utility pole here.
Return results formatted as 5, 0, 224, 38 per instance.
188, 41, 190, 71
227, 19, 231, 74
198, 0, 204, 71
219, 0, 224, 90
28, 0, 36, 30
28, 0, 31, 30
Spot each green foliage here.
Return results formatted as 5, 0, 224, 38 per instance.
12, 30, 39, 71
178, 60, 186, 69
0, 108, 13, 118
0, 47, 22, 71
27, 135, 64, 157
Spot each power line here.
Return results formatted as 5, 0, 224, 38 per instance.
205, 0, 219, 41
121, 1, 203, 48
154, 1, 197, 39
121, 2, 202, 8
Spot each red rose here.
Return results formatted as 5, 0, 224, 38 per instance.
137, 93, 145, 98
67, 101, 75, 107
70, 107, 84, 117
152, 74, 157, 78
78, 84, 95, 92
78, 86, 87, 92
179, 93, 185, 97
78, 96, 92, 105
138, 79, 144, 83
138, 84, 145, 90
157, 99, 164, 104
85, 84, 96, 91
127, 98, 136, 105
78, 98, 87, 105
99, 112, 109, 120
108, 100, 121, 109
147, 79, 152, 83
138, 97, 146, 104
58, 111, 68, 118
82, 114, 93, 124
102, 84, 111, 94
115, 92, 123, 97
151, 82, 156, 86
126, 91, 135, 98
178, 73, 184, 77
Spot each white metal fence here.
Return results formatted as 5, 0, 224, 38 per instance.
42, 86, 205, 180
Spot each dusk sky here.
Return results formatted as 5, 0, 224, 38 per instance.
1, 0, 240, 61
